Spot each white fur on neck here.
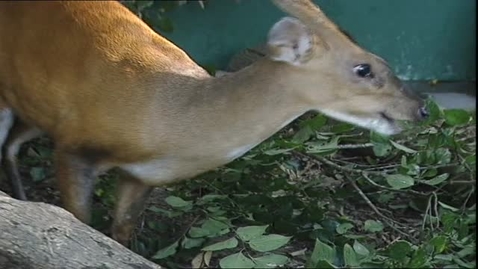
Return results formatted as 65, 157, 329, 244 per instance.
320, 109, 400, 135
226, 113, 303, 160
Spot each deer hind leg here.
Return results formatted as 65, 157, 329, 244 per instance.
55, 150, 99, 224
1, 117, 43, 200
111, 172, 153, 246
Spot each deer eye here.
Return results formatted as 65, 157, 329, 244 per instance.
353, 64, 374, 78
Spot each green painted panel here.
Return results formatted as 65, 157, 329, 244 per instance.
156, 0, 475, 81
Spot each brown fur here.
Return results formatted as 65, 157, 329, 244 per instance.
0, 0, 425, 245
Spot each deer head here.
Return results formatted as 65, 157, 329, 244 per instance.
267, 0, 428, 135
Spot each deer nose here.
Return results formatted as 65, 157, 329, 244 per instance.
418, 106, 429, 120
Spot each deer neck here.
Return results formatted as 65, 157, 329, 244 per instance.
166, 59, 311, 160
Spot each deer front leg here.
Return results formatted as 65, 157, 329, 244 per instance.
1, 119, 43, 200
0, 106, 14, 155
111, 173, 153, 246
55, 151, 98, 224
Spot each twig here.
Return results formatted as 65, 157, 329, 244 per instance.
294, 151, 386, 176
361, 173, 428, 196
363, 164, 401, 171
422, 193, 440, 231
450, 180, 476, 185
177, 215, 201, 242
334, 143, 374, 149
344, 174, 418, 244
296, 150, 443, 196
461, 185, 475, 210
421, 163, 461, 170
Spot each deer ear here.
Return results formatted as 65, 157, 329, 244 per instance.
267, 17, 313, 65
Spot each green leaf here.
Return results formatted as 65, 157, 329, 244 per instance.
363, 220, 384, 232
248, 234, 291, 252
434, 148, 452, 164
181, 237, 205, 249
429, 236, 447, 254
188, 227, 211, 238
407, 247, 428, 268
387, 241, 412, 261
424, 99, 441, 122
443, 109, 471, 126
292, 125, 315, 143
457, 246, 475, 258
202, 237, 238, 251
199, 194, 227, 202
390, 140, 417, 153
293, 115, 327, 143
438, 201, 459, 212
165, 196, 192, 208
189, 219, 230, 238
207, 206, 226, 215
353, 240, 370, 257
464, 155, 476, 166
306, 136, 340, 154
370, 131, 393, 157
434, 254, 453, 261
253, 254, 289, 268
300, 114, 328, 130
386, 174, 415, 189
422, 173, 449, 186
452, 257, 476, 269
35, 146, 54, 158
201, 63, 217, 76
336, 223, 354, 234
220, 252, 255, 269
441, 211, 457, 232
403, 163, 420, 176
236, 225, 269, 242
330, 122, 355, 133
152, 240, 179, 260
372, 142, 393, 157
29, 167, 46, 182
314, 260, 337, 268
263, 148, 293, 156
343, 243, 359, 267
422, 168, 438, 178
308, 239, 336, 267
370, 130, 391, 143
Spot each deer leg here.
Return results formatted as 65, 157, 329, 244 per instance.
55, 150, 99, 223
1, 119, 43, 200
0, 106, 14, 158
111, 173, 153, 246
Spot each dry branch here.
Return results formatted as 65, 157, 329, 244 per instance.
0, 191, 162, 269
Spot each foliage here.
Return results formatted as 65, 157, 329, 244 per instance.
22, 97, 472, 268
116, 99, 474, 268
119, 0, 238, 33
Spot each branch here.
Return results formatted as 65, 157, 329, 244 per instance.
0, 191, 163, 269
344, 175, 419, 244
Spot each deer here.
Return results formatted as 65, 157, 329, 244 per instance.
0, 0, 428, 246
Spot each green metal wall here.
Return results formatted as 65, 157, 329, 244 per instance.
158, 0, 476, 81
